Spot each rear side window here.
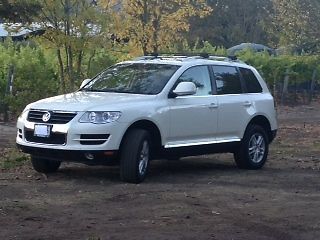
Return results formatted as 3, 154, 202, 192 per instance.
211, 66, 242, 95
240, 67, 263, 93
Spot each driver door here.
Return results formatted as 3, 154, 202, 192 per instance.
166, 65, 218, 148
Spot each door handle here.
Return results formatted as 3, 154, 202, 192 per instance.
208, 103, 218, 109
243, 101, 252, 107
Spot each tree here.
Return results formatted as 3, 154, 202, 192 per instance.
103, 0, 212, 55
187, 0, 274, 48
34, 0, 110, 92
0, 0, 41, 22
271, 0, 320, 53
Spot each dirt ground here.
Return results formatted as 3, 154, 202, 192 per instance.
0, 104, 320, 240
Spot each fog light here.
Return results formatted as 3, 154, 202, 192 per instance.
104, 151, 114, 156
85, 153, 95, 160
18, 129, 23, 139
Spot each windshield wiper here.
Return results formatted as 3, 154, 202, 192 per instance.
80, 88, 105, 92
80, 88, 125, 93
80, 88, 150, 94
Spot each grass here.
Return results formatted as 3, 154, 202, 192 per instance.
0, 147, 29, 170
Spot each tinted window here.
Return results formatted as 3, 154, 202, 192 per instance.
178, 66, 212, 96
82, 63, 180, 95
212, 66, 242, 95
240, 67, 263, 93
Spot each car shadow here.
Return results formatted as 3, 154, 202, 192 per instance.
49, 155, 239, 184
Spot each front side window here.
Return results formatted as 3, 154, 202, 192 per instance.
240, 67, 263, 93
211, 66, 242, 95
177, 66, 212, 96
82, 63, 180, 95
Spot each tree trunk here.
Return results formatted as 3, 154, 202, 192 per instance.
141, 0, 148, 55
76, 50, 83, 80
87, 50, 96, 77
142, 41, 148, 55
67, 45, 74, 90
152, 14, 160, 54
57, 48, 66, 93
64, 0, 74, 90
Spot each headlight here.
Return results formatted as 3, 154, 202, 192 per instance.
79, 111, 121, 124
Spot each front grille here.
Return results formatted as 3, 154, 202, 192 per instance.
80, 134, 109, 145
25, 129, 66, 145
28, 110, 77, 124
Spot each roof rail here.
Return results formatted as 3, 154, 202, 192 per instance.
134, 54, 190, 61
134, 53, 244, 63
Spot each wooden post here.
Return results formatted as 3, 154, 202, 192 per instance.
281, 68, 290, 105
3, 65, 14, 122
308, 69, 317, 104
273, 74, 277, 101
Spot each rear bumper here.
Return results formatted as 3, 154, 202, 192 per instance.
17, 144, 118, 165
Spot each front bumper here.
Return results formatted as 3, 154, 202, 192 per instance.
16, 113, 128, 164
16, 115, 128, 151
17, 144, 119, 165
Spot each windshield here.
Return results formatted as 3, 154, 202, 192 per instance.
82, 63, 180, 94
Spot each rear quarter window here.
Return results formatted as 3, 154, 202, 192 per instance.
240, 67, 263, 93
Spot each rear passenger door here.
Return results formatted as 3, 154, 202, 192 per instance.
211, 65, 253, 142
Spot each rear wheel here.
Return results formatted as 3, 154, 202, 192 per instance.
120, 129, 151, 183
234, 124, 269, 169
31, 156, 61, 173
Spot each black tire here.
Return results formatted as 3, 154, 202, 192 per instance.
31, 156, 61, 173
166, 155, 180, 161
120, 129, 151, 183
234, 124, 269, 169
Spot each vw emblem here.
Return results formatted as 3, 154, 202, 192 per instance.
42, 112, 51, 122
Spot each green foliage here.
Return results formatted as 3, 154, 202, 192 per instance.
0, 148, 29, 170
175, 40, 227, 55
9, 46, 58, 114
86, 49, 118, 78
170, 43, 320, 95
0, 0, 41, 22
237, 50, 320, 96
33, 0, 112, 92
0, 40, 121, 118
272, 0, 320, 53
105, 0, 212, 55
0, 41, 58, 116
188, 0, 274, 48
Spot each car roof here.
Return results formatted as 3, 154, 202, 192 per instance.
121, 55, 252, 69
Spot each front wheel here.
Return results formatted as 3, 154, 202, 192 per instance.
234, 124, 269, 169
31, 156, 61, 173
120, 129, 151, 183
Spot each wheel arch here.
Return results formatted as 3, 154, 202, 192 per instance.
246, 115, 273, 143
120, 119, 163, 158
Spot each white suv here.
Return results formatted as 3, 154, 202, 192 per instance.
16, 55, 277, 183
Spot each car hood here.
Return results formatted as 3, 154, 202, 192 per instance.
28, 91, 157, 112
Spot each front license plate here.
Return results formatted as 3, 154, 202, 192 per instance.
34, 124, 50, 138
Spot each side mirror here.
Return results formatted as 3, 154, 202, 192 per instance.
172, 82, 197, 97
80, 78, 91, 89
